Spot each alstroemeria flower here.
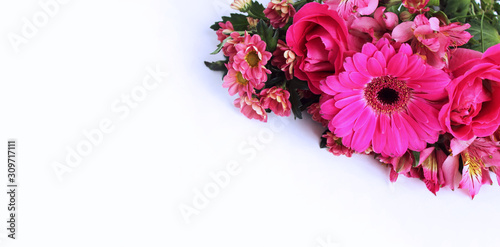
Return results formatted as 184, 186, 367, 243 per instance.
324, 0, 379, 19
392, 14, 472, 69
442, 137, 500, 199
402, 0, 430, 14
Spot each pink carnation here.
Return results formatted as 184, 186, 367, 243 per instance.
271, 40, 296, 80
232, 33, 272, 84
260, 87, 292, 117
216, 21, 234, 42
307, 103, 329, 127
234, 94, 268, 122
320, 38, 450, 157
323, 132, 354, 157
263, 0, 296, 28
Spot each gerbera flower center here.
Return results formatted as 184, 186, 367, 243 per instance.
245, 50, 261, 67
364, 76, 411, 114
236, 71, 249, 85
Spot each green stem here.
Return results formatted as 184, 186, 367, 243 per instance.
481, 12, 485, 53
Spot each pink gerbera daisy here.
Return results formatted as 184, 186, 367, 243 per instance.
232, 32, 272, 84
320, 38, 450, 157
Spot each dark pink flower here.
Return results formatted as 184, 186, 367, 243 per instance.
439, 44, 500, 140
260, 87, 292, 117
263, 0, 296, 29
307, 102, 329, 127
234, 93, 268, 122
320, 39, 450, 157
216, 21, 234, 42
286, 2, 349, 94
271, 40, 296, 80
323, 132, 354, 157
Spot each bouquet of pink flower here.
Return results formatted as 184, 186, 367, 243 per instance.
206, 0, 500, 199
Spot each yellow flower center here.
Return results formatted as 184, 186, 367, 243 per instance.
236, 72, 248, 85
245, 51, 261, 68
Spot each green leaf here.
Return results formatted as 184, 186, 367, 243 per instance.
204, 60, 227, 71
319, 130, 329, 148
256, 20, 279, 52
247, 1, 267, 20
444, 0, 470, 22
432, 11, 450, 25
293, 0, 315, 12
210, 36, 232, 55
210, 13, 249, 31
412, 151, 420, 168
467, 19, 500, 52
287, 78, 309, 119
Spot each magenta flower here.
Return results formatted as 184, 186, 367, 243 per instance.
324, 0, 379, 19
223, 65, 263, 96
307, 102, 329, 127
234, 93, 268, 122
320, 38, 450, 157
323, 132, 354, 157
439, 44, 500, 140
263, 0, 296, 29
286, 2, 349, 94
271, 40, 296, 80
402, 0, 430, 14
232, 32, 272, 84
260, 87, 292, 117
216, 21, 234, 42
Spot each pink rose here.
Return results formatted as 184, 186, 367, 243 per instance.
286, 2, 348, 94
439, 44, 500, 140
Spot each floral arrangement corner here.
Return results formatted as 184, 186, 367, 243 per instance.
205, 0, 500, 199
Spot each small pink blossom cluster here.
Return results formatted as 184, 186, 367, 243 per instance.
208, 0, 500, 198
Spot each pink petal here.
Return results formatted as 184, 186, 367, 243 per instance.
392, 21, 414, 42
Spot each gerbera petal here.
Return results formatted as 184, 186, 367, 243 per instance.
387, 53, 408, 77
367, 57, 384, 77
331, 100, 365, 128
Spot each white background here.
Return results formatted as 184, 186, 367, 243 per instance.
1, 0, 500, 246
